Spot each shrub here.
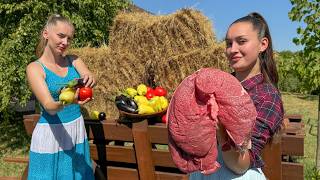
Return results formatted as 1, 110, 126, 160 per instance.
0, 0, 130, 119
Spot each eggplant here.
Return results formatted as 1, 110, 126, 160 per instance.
115, 95, 128, 102
117, 104, 138, 113
73, 78, 85, 89
77, 78, 85, 86
126, 98, 138, 110
115, 96, 138, 114
116, 102, 138, 113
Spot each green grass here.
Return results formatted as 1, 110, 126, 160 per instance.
0, 93, 318, 178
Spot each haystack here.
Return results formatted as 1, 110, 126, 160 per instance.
71, 8, 229, 119
109, 9, 216, 64
145, 43, 230, 98
70, 47, 148, 119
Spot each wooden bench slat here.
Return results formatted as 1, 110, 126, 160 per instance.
281, 134, 304, 156
0, 177, 20, 180
149, 124, 169, 144
23, 114, 40, 120
284, 114, 302, 122
90, 144, 136, 163
106, 166, 139, 180
3, 157, 29, 163
152, 149, 176, 168
285, 122, 304, 135
281, 162, 304, 180
155, 171, 189, 180
86, 121, 133, 141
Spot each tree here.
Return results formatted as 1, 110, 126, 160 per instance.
288, 0, 320, 168
0, 0, 130, 119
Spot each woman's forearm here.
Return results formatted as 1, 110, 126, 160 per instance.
217, 124, 251, 174
43, 100, 64, 115
221, 148, 251, 174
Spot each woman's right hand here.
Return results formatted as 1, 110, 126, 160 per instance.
73, 88, 92, 105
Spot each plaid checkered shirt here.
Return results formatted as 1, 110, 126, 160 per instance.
241, 73, 284, 168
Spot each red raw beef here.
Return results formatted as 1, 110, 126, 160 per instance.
168, 68, 257, 175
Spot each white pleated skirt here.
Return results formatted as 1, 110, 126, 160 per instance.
28, 116, 94, 180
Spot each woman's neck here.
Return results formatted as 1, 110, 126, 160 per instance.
235, 59, 261, 82
41, 47, 64, 65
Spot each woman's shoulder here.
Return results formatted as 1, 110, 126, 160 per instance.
252, 83, 282, 108
26, 61, 46, 78
26, 61, 43, 72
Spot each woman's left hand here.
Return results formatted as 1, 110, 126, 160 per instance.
81, 74, 96, 88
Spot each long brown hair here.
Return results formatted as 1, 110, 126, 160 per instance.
230, 12, 278, 87
35, 14, 74, 58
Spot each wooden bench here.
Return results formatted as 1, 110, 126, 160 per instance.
18, 114, 188, 180
261, 114, 304, 180
4, 114, 304, 180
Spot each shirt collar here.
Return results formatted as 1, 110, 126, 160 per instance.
241, 73, 264, 91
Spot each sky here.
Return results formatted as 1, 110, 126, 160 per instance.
131, 0, 305, 52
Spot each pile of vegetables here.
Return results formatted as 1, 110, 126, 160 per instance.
58, 78, 93, 105
115, 84, 169, 115
58, 79, 108, 121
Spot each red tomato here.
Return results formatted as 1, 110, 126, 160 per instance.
147, 86, 153, 94
161, 114, 167, 123
154, 87, 167, 96
145, 91, 155, 100
79, 87, 93, 101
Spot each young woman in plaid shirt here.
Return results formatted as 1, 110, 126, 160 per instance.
190, 12, 284, 180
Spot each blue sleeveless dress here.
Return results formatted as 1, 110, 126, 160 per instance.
189, 146, 266, 180
28, 58, 94, 180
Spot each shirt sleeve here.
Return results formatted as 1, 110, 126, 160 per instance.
249, 92, 284, 168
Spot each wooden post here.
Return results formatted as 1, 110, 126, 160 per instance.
132, 119, 156, 180
262, 142, 282, 180
21, 164, 29, 180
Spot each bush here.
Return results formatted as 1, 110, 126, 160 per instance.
277, 51, 306, 93
0, 0, 130, 119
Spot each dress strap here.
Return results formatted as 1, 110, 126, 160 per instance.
35, 60, 46, 71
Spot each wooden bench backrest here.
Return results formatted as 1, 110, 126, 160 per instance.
23, 114, 304, 180
86, 120, 140, 180
23, 115, 187, 180
23, 115, 140, 180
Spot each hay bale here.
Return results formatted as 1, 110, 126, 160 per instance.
70, 47, 148, 119
109, 8, 216, 64
69, 9, 230, 120
145, 43, 230, 98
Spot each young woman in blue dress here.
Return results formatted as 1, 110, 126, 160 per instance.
26, 14, 96, 179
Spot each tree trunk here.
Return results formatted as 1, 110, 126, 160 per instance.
316, 94, 320, 169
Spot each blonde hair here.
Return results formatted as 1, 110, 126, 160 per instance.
35, 14, 74, 58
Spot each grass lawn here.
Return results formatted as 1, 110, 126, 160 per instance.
0, 93, 319, 178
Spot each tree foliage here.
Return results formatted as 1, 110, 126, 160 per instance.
289, 0, 320, 94
0, 0, 130, 114
277, 51, 306, 93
